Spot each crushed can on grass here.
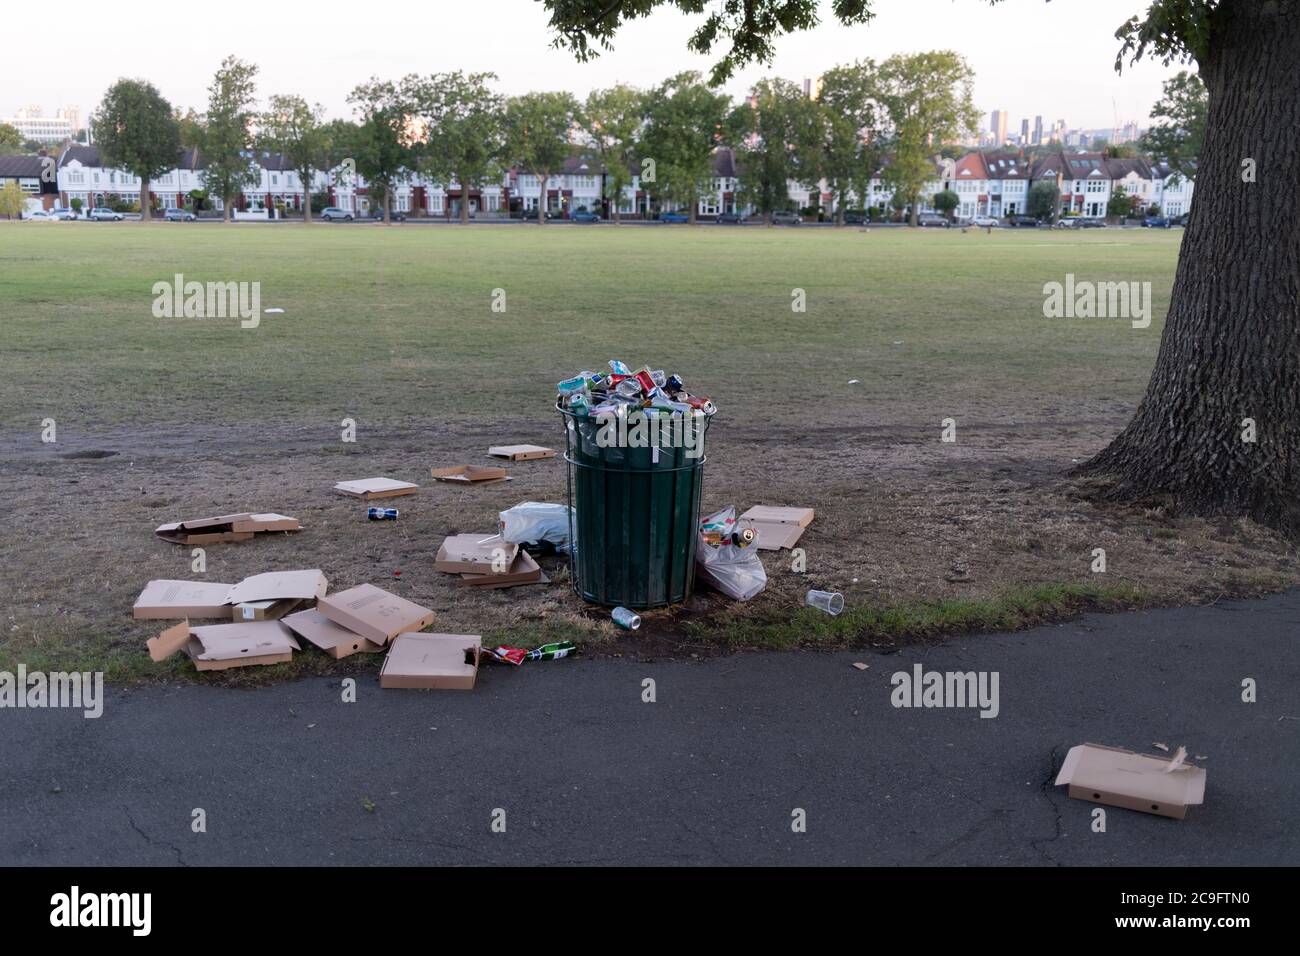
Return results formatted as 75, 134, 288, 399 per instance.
612, 607, 642, 630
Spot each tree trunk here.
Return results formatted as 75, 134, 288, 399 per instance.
384, 188, 391, 225
140, 177, 151, 222
1079, 0, 1300, 534
303, 169, 312, 224
538, 174, 546, 225
688, 191, 697, 224
460, 174, 470, 225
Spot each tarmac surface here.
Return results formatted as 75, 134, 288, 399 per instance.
2, 592, 1297, 866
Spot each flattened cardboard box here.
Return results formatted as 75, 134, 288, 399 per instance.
316, 583, 435, 645
134, 580, 235, 620
430, 465, 511, 485
224, 569, 327, 606
1055, 742, 1207, 820
155, 512, 300, 545
739, 505, 815, 551
487, 444, 556, 461
334, 477, 419, 500
148, 620, 300, 671
230, 598, 303, 622
434, 534, 520, 574
282, 607, 384, 659
458, 549, 548, 589
380, 633, 482, 690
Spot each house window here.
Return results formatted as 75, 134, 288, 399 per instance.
699, 197, 718, 215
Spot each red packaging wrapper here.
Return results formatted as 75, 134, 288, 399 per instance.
485, 645, 528, 666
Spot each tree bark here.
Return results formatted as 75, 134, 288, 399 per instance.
1078, 0, 1300, 534
538, 173, 546, 225
303, 168, 312, 224
140, 177, 151, 222
460, 173, 470, 224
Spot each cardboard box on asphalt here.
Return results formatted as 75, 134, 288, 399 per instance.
1055, 742, 1207, 820
430, 464, 511, 485
155, 512, 300, 545
380, 633, 482, 690
230, 598, 303, 622
458, 549, 548, 589
334, 477, 419, 500
282, 607, 384, 659
434, 534, 519, 574
134, 580, 235, 620
739, 505, 815, 550
224, 569, 327, 606
316, 583, 435, 645
487, 444, 556, 461
147, 620, 300, 671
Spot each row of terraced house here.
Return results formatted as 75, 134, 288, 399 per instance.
39, 144, 1193, 220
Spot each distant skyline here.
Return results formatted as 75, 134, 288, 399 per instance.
2, 0, 1187, 131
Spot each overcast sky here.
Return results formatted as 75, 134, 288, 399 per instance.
3, 0, 1186, 131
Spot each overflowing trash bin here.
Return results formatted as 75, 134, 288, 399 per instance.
556, 360, 715, 608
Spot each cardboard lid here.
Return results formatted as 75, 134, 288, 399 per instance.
435, 534, 520, 572
316, 583, 436, 642
156, 513, 255, 534
188, 621, 301, 660
740, 506, 814, 528
487, 445, 556, 460
282, 607, 384, 655
231, 513, 300, 532
147, 620, 195, 661
134, 580, 235, 617
457, 550, 546, 587
1055, 743, 1207, 808
225, 569, 328, 605
381, 632, 482, 683
334, 477, 419, 498
430, 465, 511, 484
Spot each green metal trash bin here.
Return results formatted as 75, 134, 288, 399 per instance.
558, 402, 711, 608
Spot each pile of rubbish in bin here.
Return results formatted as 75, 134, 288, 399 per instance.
557, 359, 717, 418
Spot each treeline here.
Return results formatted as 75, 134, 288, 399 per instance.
91, 53, 979, 224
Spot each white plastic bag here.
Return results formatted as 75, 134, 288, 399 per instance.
498, 502, 575, 554
696, 505, 767, 601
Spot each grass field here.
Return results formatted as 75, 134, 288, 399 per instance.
2, 221, 1295, 680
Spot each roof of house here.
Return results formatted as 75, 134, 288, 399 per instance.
0, 154, 47, 178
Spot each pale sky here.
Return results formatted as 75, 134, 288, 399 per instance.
3, 0, 1185, 132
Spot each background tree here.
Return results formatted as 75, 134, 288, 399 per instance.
258, 95, 331, 223
728, 77, 819, 224
932, 189, 959, 219
1106, 184, 1139, 219
406, 71, 504, 224
641, 71, 731, 223
0, 181, 26, 219
174, 108, 205, 150
93, 79, 180, 223
873, 51, 978, 226
201, 56, 259, 222
0, 123, 23, 153
815, 59, 880, 225
503, 91, 580, 225
580, 85, 644, 223
1138, 70, 1206, 182
346, 80, 412, 223
1026, 180, 1059, 221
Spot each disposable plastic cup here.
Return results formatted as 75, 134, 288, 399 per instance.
805, 590, 845, 616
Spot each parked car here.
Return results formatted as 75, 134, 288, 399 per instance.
320, 207, 354, 222
842, 210, 868, 225
23, 210, 54, 221
1143, 216, 1171, 228
87, 207, 124, 221
917, 213, 949, 228
716, 211, 748, 224
570, 209, 601, 223
1053, 218, 1079, 229
1171, 212, 1190, 226
163, 208, 196, 222
770, 210, 801, 225
971, 215, 999, 227
1007, 215, 1040, 228
658, 211, 690, 223
48, 208, 79, 220
366, 209, 407, 221
1077, 217, 1107, 228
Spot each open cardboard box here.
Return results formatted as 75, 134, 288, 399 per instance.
739, 505, 814, 550
487, 445, 556, 461
230, 598, 303, 622
334, 477, 419, 500
282, 607, 385, 659
1055, 742, 1207, 820
430, 464, 511, 485
134, 570, 327, 620
134, 580, 234, 620
458, 549, 548, 589
147, 620, 300, 671
380, 633, 482, 690
435, 534, 520, 574
225, 570, 328, 605
155, 512, 300, 545
316, 583, 435, 646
